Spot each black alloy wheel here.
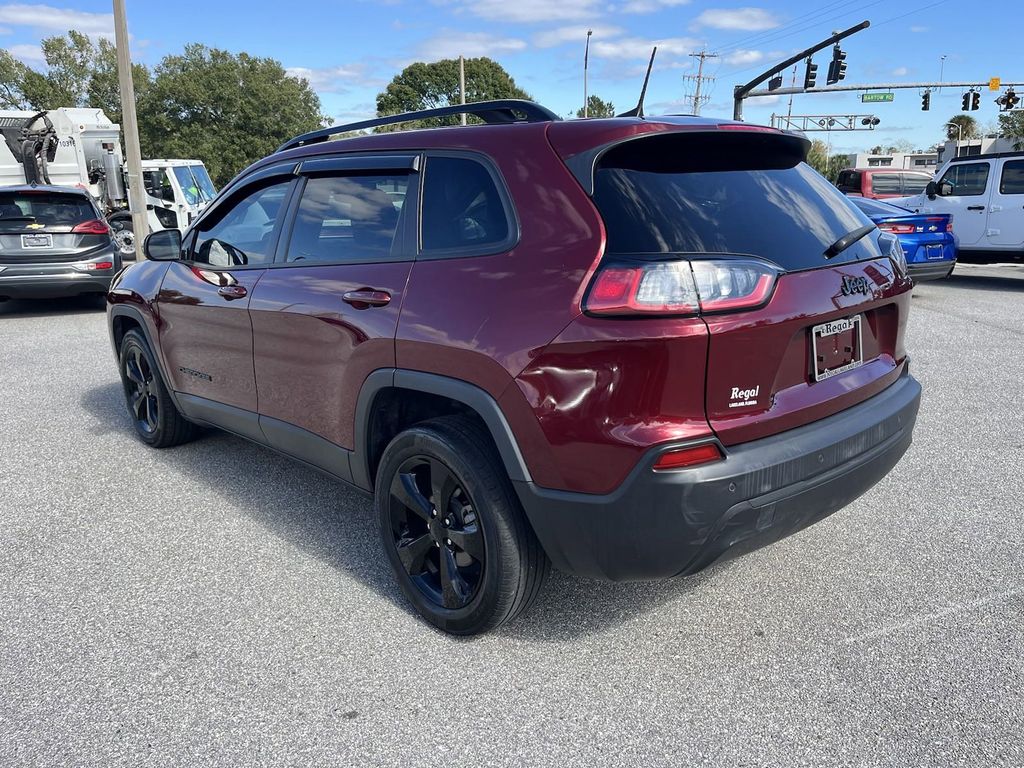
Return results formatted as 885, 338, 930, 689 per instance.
388, 455, 486, 610
123, 345, 158, 435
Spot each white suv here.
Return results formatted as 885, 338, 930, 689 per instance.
891, 151, 1024, 262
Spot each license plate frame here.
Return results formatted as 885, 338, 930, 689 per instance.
21, 233, 52, 249
925, 244, 945, 260
812, 315, 864, 382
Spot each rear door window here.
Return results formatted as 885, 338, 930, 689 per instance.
870, 173, 901, 195
591, 133, 883, 271
0, 191, 95, 230
285, 174, 408, 263
420, 155, 512, 253
900, 174, 930, 194
999, 160, 1024, 194
938, 162, 990, 196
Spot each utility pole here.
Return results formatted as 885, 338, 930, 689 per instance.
584, 30, 593, 117
686, 50, 718, 115
113, 0, 148, 258
459, 56, 467, 125
786, 64, 798, 119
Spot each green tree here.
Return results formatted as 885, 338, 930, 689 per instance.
997, 111, 1024, 149
375, 58, 530, 130
944, 113, 979, 141
138, 44, 326, 185
807, 140, 848, 181
0, 49, 30, 108
576, 94, 615, 118
87, 38, 151, 126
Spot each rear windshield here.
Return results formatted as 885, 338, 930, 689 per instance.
0, 191, 95, 229
850, 197, 911, 218
592, 133, 884, 271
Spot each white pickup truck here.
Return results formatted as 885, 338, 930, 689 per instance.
890, 150, 1024, 262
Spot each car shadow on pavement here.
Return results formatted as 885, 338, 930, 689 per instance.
941, 269, 1024, 294
81, 381, 719, 641
0, 295, 106, 318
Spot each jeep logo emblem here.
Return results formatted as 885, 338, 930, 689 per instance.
841, 275, 870, 297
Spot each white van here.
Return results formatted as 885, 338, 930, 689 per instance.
890, 151, 1024, 262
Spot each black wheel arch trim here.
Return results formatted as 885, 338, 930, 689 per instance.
352, 369, 533, 492
108, 304, 189, 417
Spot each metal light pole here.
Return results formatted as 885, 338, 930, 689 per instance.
583, 29, 593, 117
113, 0, 148, 258
944, 121, 964, 157
459, 55, 467, 126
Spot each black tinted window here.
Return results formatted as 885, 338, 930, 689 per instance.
0, 191, 94, 228
901, 174, 930, 194
837, 170, 860, 193
999, 160, 1024, 194
422, 156, 509, 251
938, 162, 990, 196
193, 181, 290, 266
286, 174, 406, 263
593, 159, 883, 270
870, 173, 901, 195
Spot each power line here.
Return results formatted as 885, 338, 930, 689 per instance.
684, 50, 718, 115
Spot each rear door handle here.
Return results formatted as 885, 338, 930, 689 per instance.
343, 289, 391, 308
218, 284, 247, 300
967, 205, 985, 211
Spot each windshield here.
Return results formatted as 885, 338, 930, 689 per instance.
189, 165, 217, 201
0, 191, 95, 230
171, 165, 216, 205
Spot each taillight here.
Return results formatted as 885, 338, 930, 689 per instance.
946, 222, 954, 232
585, 258, 778, 316
71, 218, 110, 235
877, 222, 915, 234
653, 443, 723, 471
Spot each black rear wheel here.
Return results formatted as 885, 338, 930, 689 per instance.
376, 416, 549, 635
118, 329, 199, 447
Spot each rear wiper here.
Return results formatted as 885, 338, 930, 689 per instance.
824, 224, 876, 259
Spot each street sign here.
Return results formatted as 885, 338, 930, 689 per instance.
990, 77, 1001, 91
861, 92, 894, 103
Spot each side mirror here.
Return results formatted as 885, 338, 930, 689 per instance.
143, 228, 182, 261
925, 181, 937, 199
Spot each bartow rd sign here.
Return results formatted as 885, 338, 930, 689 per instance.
861, 92, 895, 103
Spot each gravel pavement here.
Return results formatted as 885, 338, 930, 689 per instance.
1, 263, 1022, 767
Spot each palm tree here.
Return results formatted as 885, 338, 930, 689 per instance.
945, 114, 979, 141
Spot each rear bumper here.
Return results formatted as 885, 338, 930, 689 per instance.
0, 253, 118, 298
908, 261, 954, 281
515, 368, 921, 581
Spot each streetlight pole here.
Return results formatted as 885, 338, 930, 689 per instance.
112, 0, 148, 259
944, 121, 964, 158
459, 55, 466, 126
583, 29, 592, 117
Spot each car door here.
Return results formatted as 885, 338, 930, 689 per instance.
156, 174, 296, 428
249, 155, 419, 474
926, 160, 993, 247
985, 158, 1024, 248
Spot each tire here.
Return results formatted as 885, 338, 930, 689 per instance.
109, 217, 136, 260
375, 416, 549, 635
118, 329, 199, 448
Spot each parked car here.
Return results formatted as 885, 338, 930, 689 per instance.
836, 168, 933, 199
0, 185, 120, 302
106, 101, 922, 635
888, 151, 1024, 263
848, 196, 957, 281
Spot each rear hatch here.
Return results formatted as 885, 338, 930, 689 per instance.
578, 126, 912, 446
0, 189, 111, 263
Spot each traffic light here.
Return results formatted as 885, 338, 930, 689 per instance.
921, 91, 931, 111
962, 91, 971, 110
1007, 89, 1020, 110
769, 73, 783, 91
971, 90, 980, 110
861, 117, 880, 127
804, 58, 818, 89
826, 45, 847, 85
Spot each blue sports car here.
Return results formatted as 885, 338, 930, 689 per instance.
848, 196, 958, 281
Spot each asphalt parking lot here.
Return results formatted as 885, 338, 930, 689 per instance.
1, 263, 1022, 767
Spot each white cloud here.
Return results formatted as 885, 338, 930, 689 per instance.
443, 0, 601, 23
592, 36, 701, 59
6, 42, 43, 63
724, 49, 765, 66
415, 31, 528, 61
619, 0, 690, 13
534, 24, 623, 48
892, 66, 908, 77
286, 65, 364, 94
909, 25, 928, 33
693, 7, 780, 31
0, 4, 113, 35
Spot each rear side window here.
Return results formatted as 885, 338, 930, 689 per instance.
901, 174, 930, 194
591, 132, 883, 271
421, 156, 510, 252
0, 191, 94, 229
999, 160, 1024, 194
870, 173, 901, 195
286, 174, 407, 263
938, 162, 990, 196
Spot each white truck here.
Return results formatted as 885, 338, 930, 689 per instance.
0, 107, 216, 257
890, 150, 1024, 262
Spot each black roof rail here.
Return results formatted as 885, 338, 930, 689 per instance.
276, 99, 562, 153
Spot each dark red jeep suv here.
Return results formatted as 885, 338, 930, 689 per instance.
107, 100, 921, 634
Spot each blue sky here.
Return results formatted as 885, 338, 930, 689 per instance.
1, 0, 1021, 153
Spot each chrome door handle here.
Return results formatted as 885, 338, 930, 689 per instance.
342, 289, 391, 308
218, 284, 247, 300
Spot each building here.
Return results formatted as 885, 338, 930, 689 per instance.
936, 136, 1018, 165
844, 150, 939, 172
